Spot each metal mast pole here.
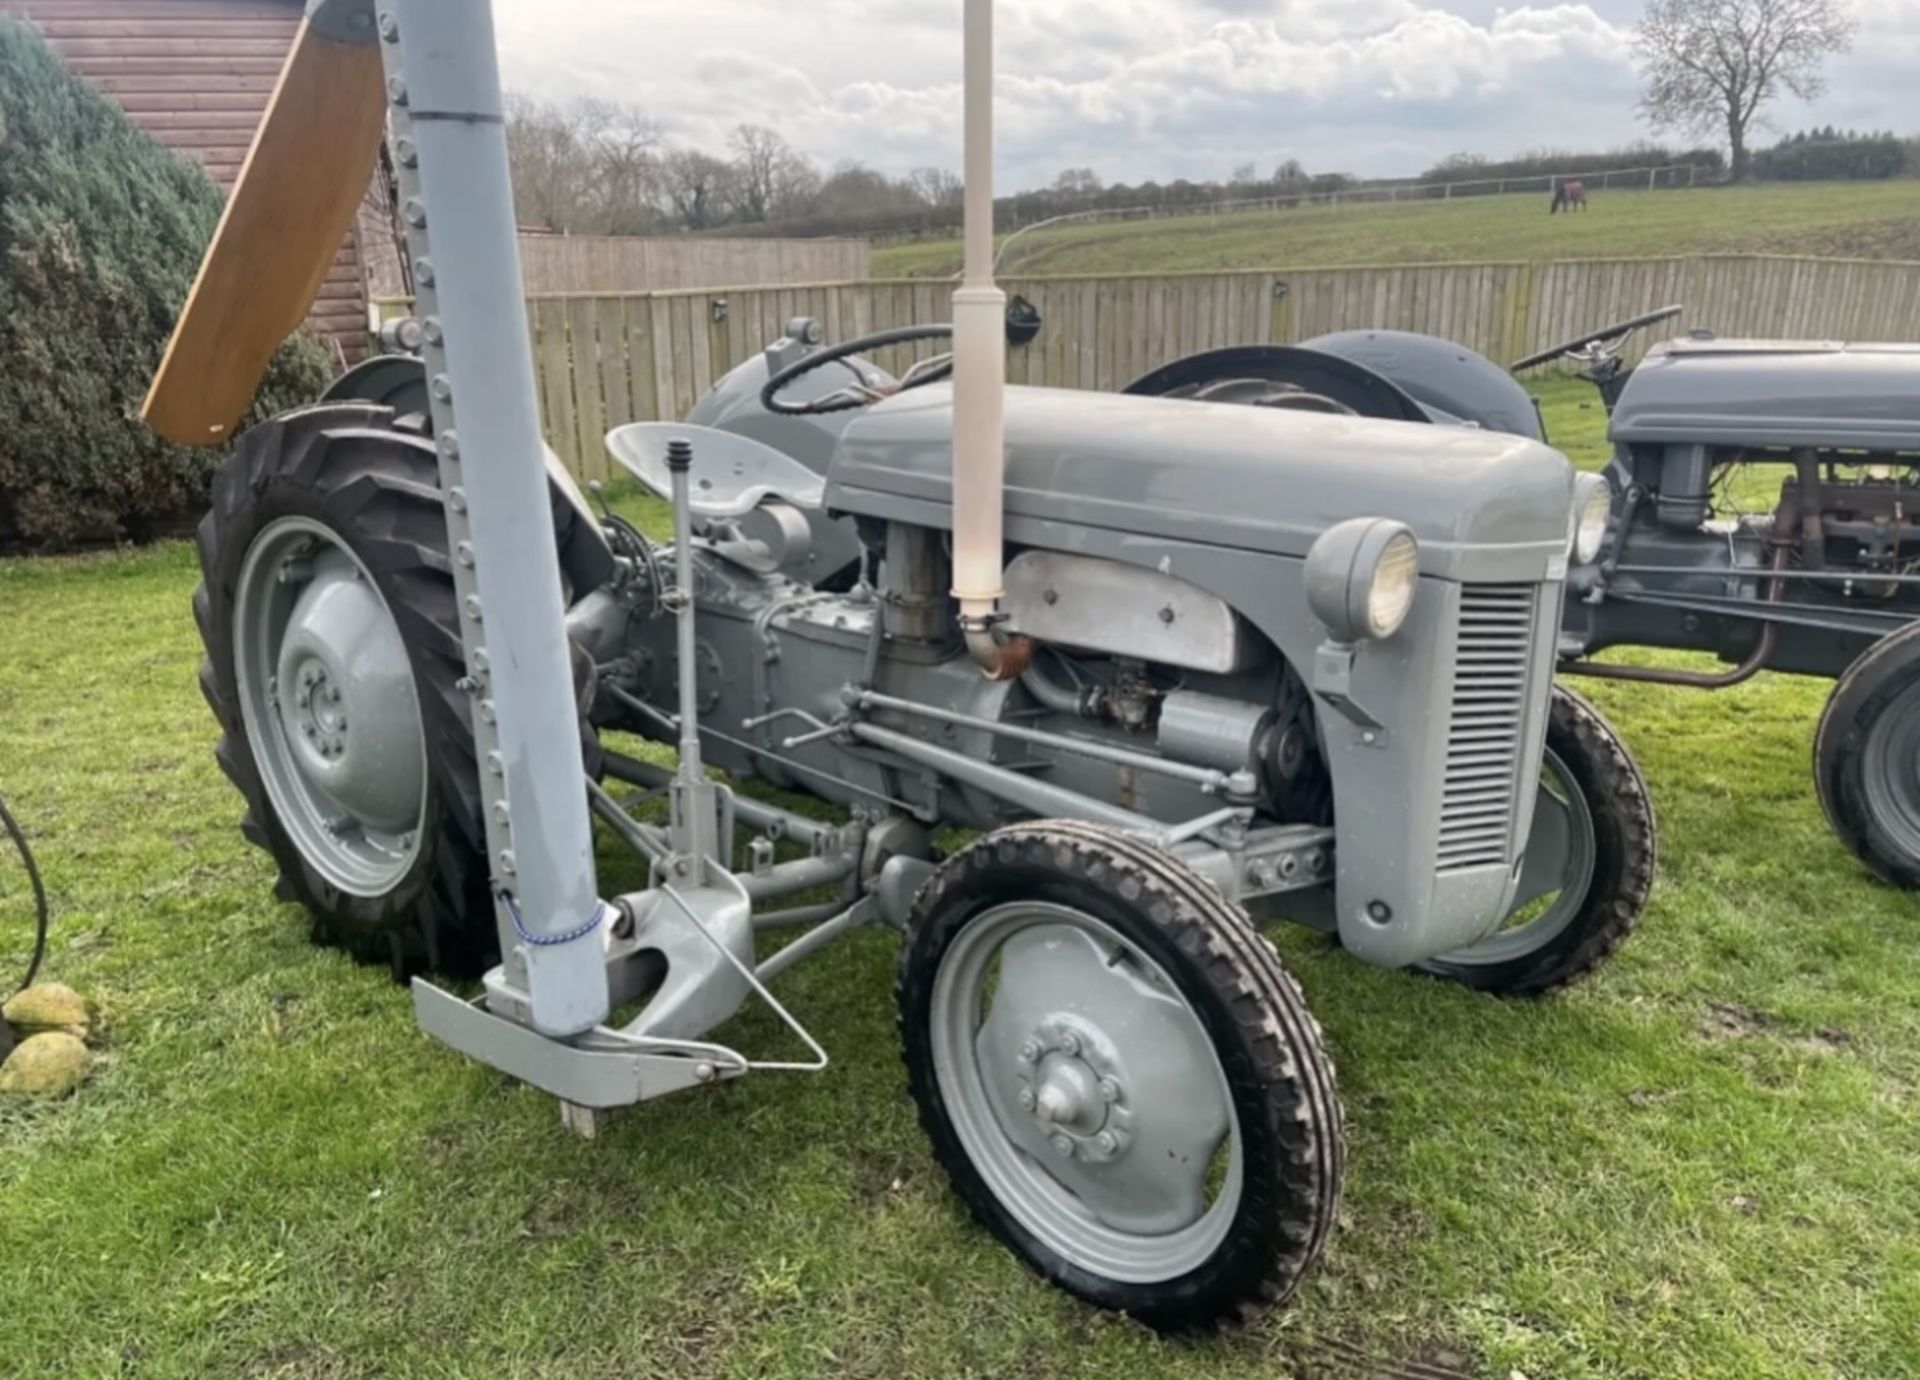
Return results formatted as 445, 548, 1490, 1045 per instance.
368, 0, 609, 1037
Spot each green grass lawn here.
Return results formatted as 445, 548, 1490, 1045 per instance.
875, 180, 1920, 279
4, 395, 1920, 1378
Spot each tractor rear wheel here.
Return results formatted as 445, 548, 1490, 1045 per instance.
1816, 623, 1920, 889
897, 820, 1342, 1331
193, 405, 601, 979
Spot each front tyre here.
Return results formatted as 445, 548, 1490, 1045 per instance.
1416, 685, 1655, 995
1816, 623, 1920, 889
897, 821, 1343, 1332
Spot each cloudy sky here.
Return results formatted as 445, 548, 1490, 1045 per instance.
492, 0, 1914, 190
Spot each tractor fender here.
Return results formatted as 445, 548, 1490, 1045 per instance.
1123, 344, 1432, 425
1301, 330, 1542, 439
320, 354, 614, 597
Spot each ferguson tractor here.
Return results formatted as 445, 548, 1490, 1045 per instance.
146, 0, 1652, 1330
1153, 309, 1920, 890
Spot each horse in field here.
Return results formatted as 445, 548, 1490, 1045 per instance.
1550, 179, 1588, 214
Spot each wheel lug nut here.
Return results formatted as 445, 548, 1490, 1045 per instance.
1059, 1033, 1080, 1057
1050, 1134, 1074, 1159
1018, 1040, 1040, 1063
1095, 1131, 1118, 1155
1017, 1088, 1035, 1112
1098, 1078, 1119, 1102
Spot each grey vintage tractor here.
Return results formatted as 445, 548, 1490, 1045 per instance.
1125, 309, 1920, 891
145, 0, 1653, 1332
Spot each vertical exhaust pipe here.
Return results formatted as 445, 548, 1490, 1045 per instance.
951, 0, 1030, 680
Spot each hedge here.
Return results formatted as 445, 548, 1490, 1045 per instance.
0, 18, 331, 550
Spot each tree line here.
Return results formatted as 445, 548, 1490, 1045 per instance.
504, 95, 963, 237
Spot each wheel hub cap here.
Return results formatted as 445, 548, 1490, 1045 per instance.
931, 903, 1242, 1282
1013, 1016, 1133, 1160
233, 517, 429, 897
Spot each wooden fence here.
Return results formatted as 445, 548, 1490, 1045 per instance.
515, 235, 869, 293
377, 253, 1920, 480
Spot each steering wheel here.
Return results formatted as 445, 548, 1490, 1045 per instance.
1511, 304, 1684, 373
761, 324, 956, 416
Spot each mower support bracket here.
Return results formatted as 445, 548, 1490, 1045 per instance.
411, 979, 747, 1109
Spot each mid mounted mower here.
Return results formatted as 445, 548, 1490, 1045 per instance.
146, 0, 1653, 1329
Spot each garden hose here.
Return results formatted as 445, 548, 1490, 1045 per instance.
0, 790, 48, 994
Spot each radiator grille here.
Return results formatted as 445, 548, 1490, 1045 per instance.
1438, 584, 1536, 873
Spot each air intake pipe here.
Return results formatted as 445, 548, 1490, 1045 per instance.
951, 0, 1031, 681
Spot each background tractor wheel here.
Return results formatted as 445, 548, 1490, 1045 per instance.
1815, 623, 1920, 889
194, 405, 603, 979
1416, 684, 1655, 996
896, 820, 1343, 1332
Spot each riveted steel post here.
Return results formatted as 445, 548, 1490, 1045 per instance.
369, 0, 608, 1037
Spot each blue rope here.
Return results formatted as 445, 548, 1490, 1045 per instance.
498, 890, 609, 947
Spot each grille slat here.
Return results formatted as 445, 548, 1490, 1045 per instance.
1438, 585, 1536, 873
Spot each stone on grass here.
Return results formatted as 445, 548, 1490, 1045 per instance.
0, 1031, 91, 1097
2, 982, 89, 1038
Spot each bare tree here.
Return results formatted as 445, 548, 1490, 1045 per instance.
505, 93, 596, 231
660, 149, 737, 231
506, 94, 666, 234
906, 166, 964, 209
1230, 161, 1259, 186
585, 99, 665, 235
727, 124, 819, 224
1634, 0, 1855, 181
1052, 167, 1102, 196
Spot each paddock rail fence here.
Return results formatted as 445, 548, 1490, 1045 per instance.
376, 252, 1920, 481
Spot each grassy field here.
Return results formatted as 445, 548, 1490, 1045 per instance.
4, 392, 1920, 1379
875, 180, 1920, 279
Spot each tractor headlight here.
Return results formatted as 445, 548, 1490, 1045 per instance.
1570, 474, 1612, 566
1305, 518, 1420, 642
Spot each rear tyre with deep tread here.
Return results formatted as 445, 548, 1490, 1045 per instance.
194, 405, 598, 979
896, 820, 1343, 1332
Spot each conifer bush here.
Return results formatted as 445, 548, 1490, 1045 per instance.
0, 18, 332, 549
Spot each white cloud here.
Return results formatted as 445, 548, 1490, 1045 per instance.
490, 0, 1908, 188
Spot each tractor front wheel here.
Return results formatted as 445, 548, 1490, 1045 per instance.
896, 820, 1343, 1331
1415, 684, 1655, 995
1816, 623, 1920, 890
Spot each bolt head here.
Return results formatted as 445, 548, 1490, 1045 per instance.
1018, 1040, 1040, 1064
1051, 1134, 1074, 1159
1017, 1088, 1036, 1112
1059, 1032, 1081, 1057
1098, 1077, 1120, 1103
1095, 1131, 1118, 1154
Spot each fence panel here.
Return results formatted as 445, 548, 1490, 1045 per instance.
385, 252, 1920, 476
515, 235, 869, 293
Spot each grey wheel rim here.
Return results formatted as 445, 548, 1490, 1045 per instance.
232, 516, 428, 898
1438, 744, 1596, 967
1862, 682, 1920, 860
930, 902, 1242, 1284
